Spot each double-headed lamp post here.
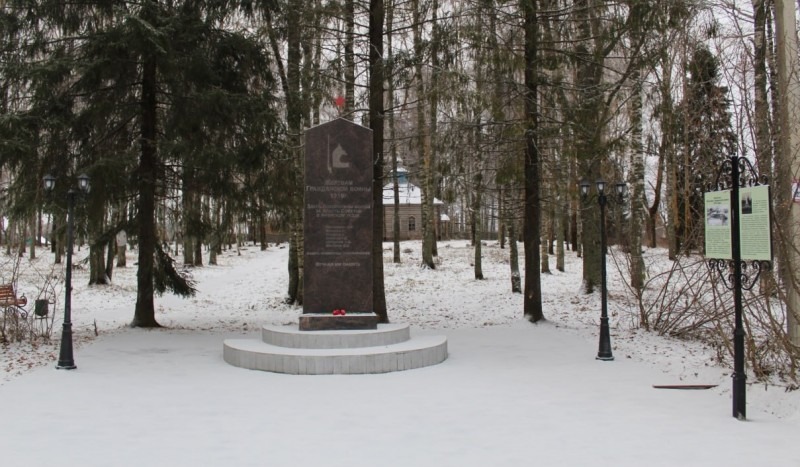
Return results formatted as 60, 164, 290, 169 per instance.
43, 173, 90, 370
580, 179, 627, 361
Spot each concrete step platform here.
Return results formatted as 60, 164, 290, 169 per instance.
223, 325, 448, 375
262, 323, 411, 349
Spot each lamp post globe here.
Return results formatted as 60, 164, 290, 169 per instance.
595, 179, 606, 195
77, 173, 91, 193
579, 179, 591, 198
615, 182, 627, 198
43, 174, 56, 192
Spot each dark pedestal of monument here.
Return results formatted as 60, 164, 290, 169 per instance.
298, 313, 379, 331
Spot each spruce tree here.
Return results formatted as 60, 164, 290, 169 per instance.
1, 1, 281, 327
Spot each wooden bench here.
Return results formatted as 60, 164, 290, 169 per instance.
0, 284, 28, 319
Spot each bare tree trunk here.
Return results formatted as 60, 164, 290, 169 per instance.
28, 213, 35, 260
498, 188, 506, 249
6, 219, 13, 255
667, 41, 681, 261
182, 170, 195, 265
541, 175, 550, 273
509, 219, 522, 293
556, 205, 565, 271
193, 213, 203, 267
259, 216, 267, 251
17, 220, 25, 257
193, 196, 208, 266
387, 0, 401, 264
344, 0, 355, 118
541, 226, 550, 273
775, 0, 800, 345
752, 0, 776, 294
570, 148, 579, 257
132, 32, 160, 328
647, 129, 667, 248
473, 171, 484, 280
523, 0, 543, 321
54, 215, 63, 264
556, 125, 566, 271
573, 0, 606, 293
629, 65, 645, 292
283, 0, 304, 306
369, 0, 388, 321
209, 201, 220, 266
413, 0, 436, 269
105, 238, 115, 281
287, 233, 299, 303
0, 213, 4, 249
89, 177, 108, 285
753, 0, 772, 178
116, 203, 127, 267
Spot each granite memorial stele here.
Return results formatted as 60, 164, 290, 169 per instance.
301, 118, 377, 331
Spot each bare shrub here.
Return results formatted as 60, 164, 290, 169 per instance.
630, 251, 798, 383
1, 251, 62, 344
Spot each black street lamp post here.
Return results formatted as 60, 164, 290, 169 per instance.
580, 179, 627, 361
43, 173, 90, 370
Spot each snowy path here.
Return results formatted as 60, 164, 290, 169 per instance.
0, 241, 798, 466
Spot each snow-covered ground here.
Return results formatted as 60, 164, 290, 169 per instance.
0, 240, 798, 466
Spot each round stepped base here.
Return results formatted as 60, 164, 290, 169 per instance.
223, 324, 447, 375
